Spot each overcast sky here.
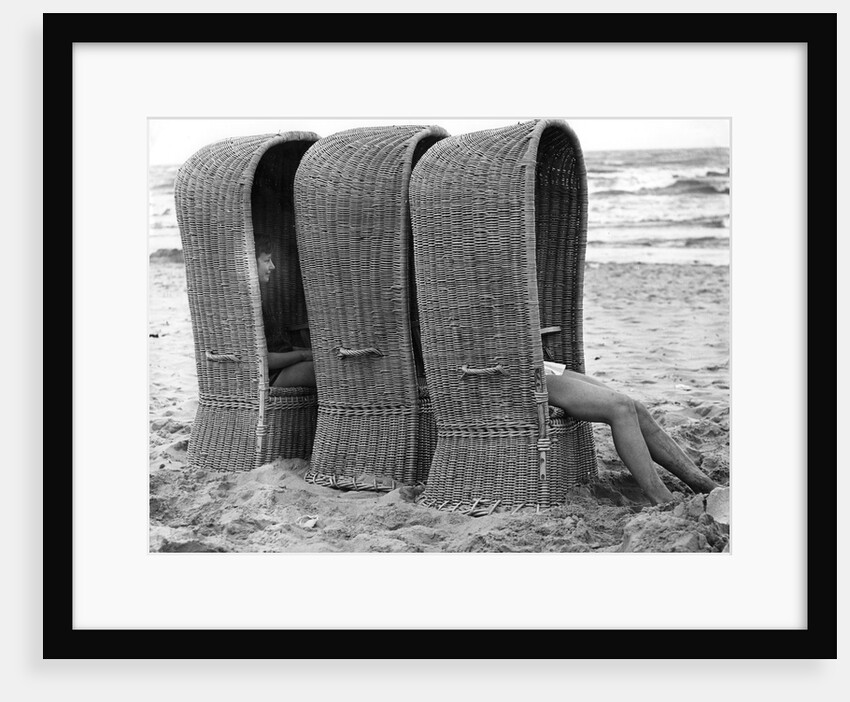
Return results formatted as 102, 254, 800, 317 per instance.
149, 117, 730, 166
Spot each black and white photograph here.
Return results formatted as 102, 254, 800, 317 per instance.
36, 9, 837, 671
148, 117, 731, 553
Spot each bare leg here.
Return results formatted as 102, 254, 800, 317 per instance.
634, 402, 720, 493
559, 370, 719, 494
272, 361, 316, 388
546, 373, 674, 505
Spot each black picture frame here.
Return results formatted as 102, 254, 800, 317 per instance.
46, 12, 836, 659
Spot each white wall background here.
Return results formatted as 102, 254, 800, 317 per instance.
5, 2, 846, 701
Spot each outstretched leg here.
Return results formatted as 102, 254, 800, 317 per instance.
546, 372, 674, 505
558, 370, 720, 494
633, 402, 720, 493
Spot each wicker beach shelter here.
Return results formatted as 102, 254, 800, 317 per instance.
294, 125, 449, 489
174, 132, 320, 471
409, 119, 598, 512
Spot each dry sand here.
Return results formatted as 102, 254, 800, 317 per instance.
149, 252, 730, 553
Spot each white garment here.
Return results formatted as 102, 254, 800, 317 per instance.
543, 360, 567, 376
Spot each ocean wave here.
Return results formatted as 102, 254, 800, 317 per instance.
668, 178, 729, 194
149, 165, 180, 191
591, 215, 729, 229
150, 248, 185, 263
588, 166, 729, 180
594, 179, 729, 198
588, 236, 729, 249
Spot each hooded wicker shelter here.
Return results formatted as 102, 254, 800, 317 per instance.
294, 125, 448, 489
174, 132, 320, 471
409, 119, 598, 512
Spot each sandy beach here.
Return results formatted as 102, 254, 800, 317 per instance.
148, 251, 730, 553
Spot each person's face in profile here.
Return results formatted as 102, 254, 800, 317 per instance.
256, 253, 275, 284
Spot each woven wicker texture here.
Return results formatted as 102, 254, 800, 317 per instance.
294, 125, 449, 487
409, 119, 598, 509
174, 132, 320, 471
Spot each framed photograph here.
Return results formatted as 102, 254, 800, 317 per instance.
50, 13, 836, 658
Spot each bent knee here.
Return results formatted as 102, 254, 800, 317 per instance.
609, 393, 637, 420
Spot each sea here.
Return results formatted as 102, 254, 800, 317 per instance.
149, 147, 730, 266
583, 147, 729, 266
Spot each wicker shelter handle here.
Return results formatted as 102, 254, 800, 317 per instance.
540, 326, 562, 336
460, 364, 507, 377
337, 346, 384, 359
205, 351, 246, 363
